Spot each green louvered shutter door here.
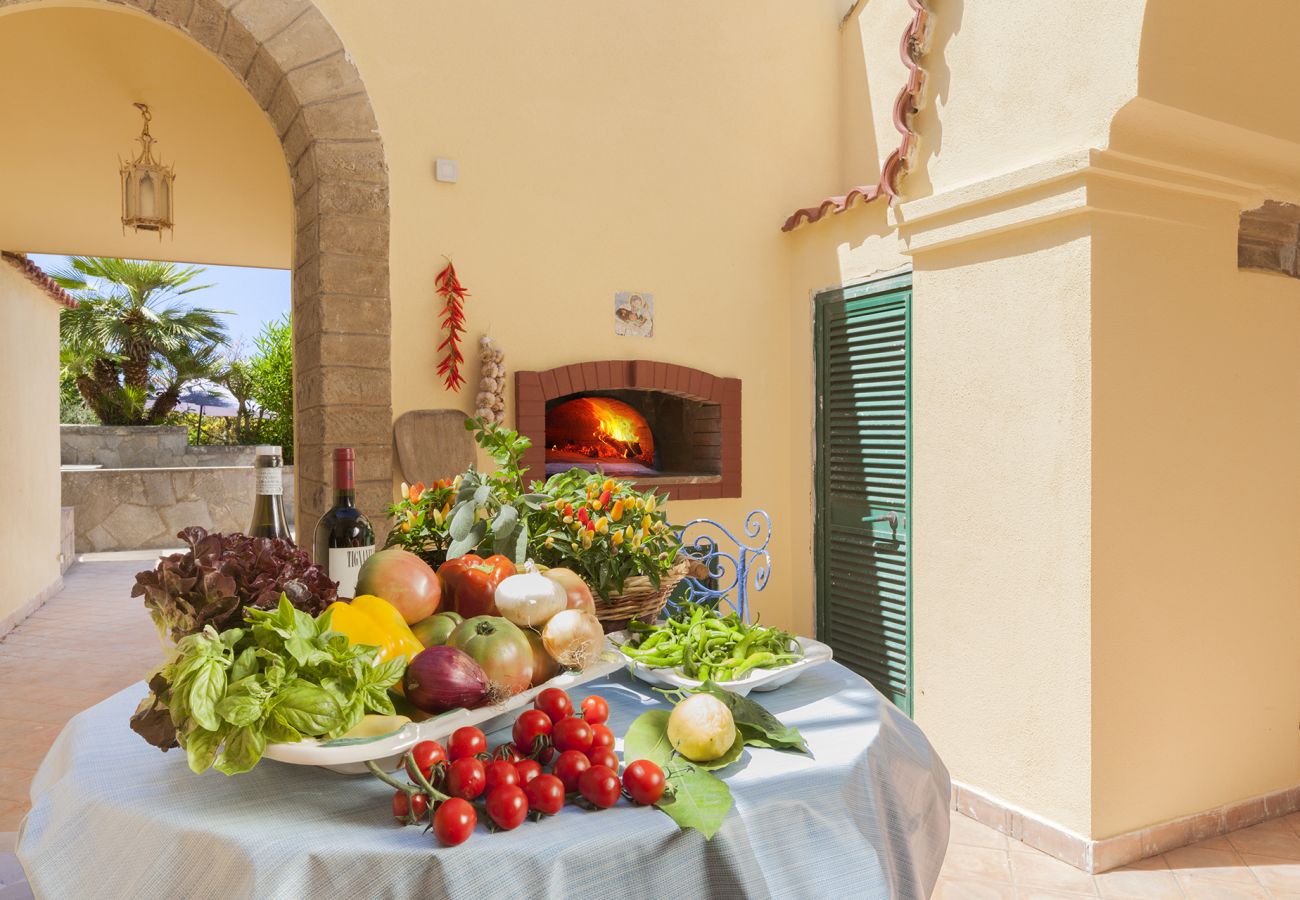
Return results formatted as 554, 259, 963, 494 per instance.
814, 277, 912, 714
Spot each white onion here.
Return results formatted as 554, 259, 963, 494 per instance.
542, 609, 604, 669
494, 563, 566, 628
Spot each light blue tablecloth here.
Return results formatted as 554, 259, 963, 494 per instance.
18, 663, 949, 899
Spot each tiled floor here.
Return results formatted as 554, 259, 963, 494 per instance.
939, 808, 1300, 898
3, 560, 1300, 899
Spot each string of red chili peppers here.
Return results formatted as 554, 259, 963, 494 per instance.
435, 261, 469, 392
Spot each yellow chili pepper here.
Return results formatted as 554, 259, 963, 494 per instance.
623, 525, 634, 542
602, 478, 614, 493
610, 500, 624, 522
595, 516, 609, 534
612, 530, 624, 546
324, 594, 423, 663
645, 495, 657, 514
582, 531, 594, 549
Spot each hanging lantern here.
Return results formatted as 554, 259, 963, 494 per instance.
120, 103, 175, 238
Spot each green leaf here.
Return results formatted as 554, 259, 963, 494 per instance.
262, 716, 301, 744
230, 646, 257, 682
656, 763, 732, 839
473, 484, 492, 505
271, 681, 342, 736
490, 504, 518, 538
183, 725, 225, 774
511, 519, 529, 565
214, 726, 267, 775
623, 710, 676, 766
448, 500, 477, 542
216, 693, 264, 728
186, 659, 227, 732
284, 635, 330, 667
448, 520, 486, 558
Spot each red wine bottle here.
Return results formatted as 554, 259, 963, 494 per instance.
248, 445, 292, 541
312, 448, 375, 598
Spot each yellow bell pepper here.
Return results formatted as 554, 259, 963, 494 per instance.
324, 594, 424, 663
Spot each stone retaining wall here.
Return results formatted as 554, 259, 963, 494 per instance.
60, 425, 261, 468
62, 466, 296, 553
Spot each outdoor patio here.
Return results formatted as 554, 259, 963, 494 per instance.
1, 562, 1299, 899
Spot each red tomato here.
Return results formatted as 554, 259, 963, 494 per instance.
392, 790, 429, 822
512, 709, 553, 756
406, 740, 447, 781
578, 765, 621, 808
552, 749, 591, 793
492, 743, 523, 764
449, 726, 487, 761
581, 695, 610, 725
622, 759, 666, 806
524, 774, 565, 815
484, 759, 520, 793
437, 554, 516, 618
552, 717, 593, 754
534, 687, 573, 722
589, 723, 615, 751
433, 797, 477, 846
445, 757, 486, 800
587, 747, 619, 772
515, 758, 543, 786
485, 785, 529, 830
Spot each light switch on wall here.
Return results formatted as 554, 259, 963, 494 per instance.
435, 159, 459, 183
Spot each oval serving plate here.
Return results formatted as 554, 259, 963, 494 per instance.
608, 632, 833, 697
263, 641, 624, 774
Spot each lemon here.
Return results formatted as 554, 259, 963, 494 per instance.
667, 694, 736, 762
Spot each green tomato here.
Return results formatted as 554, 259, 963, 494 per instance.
411, 611, 463, 647
448, 616, 534, 697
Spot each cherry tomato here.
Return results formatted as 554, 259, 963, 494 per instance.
622, 759, 666, 806
587, 747, 619, 772
512, 709, 553, 756
433, 797, 477, 846
449, 726, 487, 761
589, 723, 615, 751
552, 717, 593, 754
515, 758, 543, 786
578, 765, 621, 808
552, 749, 591, 793
581, 695, 610, 725
445, 757, 486, 800
524, 773, 565, 816
406, 740, 447, 781
535, 687, 573, 722
485, 759, 521, 793
392, 790, 429, 822
485, 785, 529, 831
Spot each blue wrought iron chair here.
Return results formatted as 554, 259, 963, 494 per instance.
667, 509, 772, 623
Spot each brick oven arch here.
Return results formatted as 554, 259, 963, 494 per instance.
516, 361, 740, 501
0, 0, 393, 534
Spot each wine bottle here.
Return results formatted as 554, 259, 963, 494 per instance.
312, 448, 375, 598
248, 445, 292, 541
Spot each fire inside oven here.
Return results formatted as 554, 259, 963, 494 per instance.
545, 396, 657, 476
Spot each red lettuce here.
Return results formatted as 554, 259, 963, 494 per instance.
133, 526, 337, 643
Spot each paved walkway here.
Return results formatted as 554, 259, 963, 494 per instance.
3, 560, 1300, 898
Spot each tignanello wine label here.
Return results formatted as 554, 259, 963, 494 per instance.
328, 544, 375, 598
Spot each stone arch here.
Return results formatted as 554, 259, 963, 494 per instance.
0, 0, 393, 536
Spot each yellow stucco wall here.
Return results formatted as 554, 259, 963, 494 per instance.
0, 4, 290, 267
0, 262, 63, 623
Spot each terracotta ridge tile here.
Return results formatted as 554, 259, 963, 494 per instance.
1, 252, 78, 309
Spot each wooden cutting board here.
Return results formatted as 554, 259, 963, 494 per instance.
393, 409, 476, 484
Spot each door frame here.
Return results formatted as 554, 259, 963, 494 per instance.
813, 269, 914, 713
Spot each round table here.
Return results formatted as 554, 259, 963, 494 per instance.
17, 663, 949, 899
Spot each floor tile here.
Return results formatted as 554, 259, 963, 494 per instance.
1240, 853, 1300, 894
934, 877, 1018, 899
1093, 862, 1183, 899
951, 812, 1010, 850
1228, 822, 1300, 861
1009, 848, 1099, 895
1163, 841, 1259, 885
1175, 880, 1269, 899
942, 844, 1014, 884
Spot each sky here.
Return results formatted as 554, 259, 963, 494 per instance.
31, 254, 290, 351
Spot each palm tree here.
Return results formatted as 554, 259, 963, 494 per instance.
53, 257, 229, 425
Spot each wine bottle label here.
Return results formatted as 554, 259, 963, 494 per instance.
328, 545, 375, 599
255, 468, 283, 496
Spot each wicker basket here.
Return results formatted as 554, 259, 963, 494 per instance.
593, 558, 691, 633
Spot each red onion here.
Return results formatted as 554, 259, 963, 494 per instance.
403, 646, 490, 713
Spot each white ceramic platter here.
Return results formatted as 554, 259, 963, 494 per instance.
263, 641, 625, 775
608, 632, 833, 697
